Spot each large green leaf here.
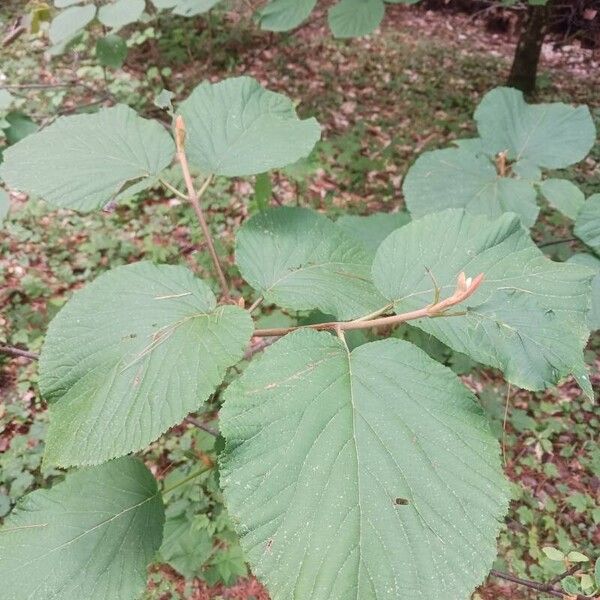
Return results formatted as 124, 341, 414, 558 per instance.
474, 87, 596, 169
39, 262, 253, 467
49, 4, 96, 45
574, 194, 600, 254
403, 147, 539, 227
236, 207, 385, 320
98, 0, 145, 30
372, 209, 593, 391
150, 0, 219, 13
0, 188, 9, 222
328, 0, 385, 38
0, 105, 174, 211
539, 178, 585, 220
0, 457, 164, 600
567, 253, 600, 331
178, 77, 321, 176
159, 516, 213, 579
336, 211, 410, 254
257, 0, 317, 30
221, 329, 509, 600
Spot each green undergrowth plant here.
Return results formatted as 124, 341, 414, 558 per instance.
0, 77, 597, 600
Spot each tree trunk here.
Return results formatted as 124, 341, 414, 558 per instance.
507, 2, 552, 95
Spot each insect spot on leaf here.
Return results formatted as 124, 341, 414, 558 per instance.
394, 497, 409, 506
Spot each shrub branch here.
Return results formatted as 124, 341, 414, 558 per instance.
253, 272, 484, 337
174, 116, 231, 302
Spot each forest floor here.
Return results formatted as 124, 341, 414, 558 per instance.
0, 2, 599, 599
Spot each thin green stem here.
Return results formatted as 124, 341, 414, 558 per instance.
161, 465, 211, 496
159, 178, 188, 201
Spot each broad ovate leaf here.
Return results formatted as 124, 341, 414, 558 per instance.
0, 105, 174, 211
328, 0, 385, 38
403, 147, 539, 227
221, 329, 509, 600
373, 209, 594, 391
574, 194, 600, 254
567, 253, 600, 331
539, 178, 585, 220
49, 4, 96, 45
257, 0, 317, 30
236, 207, 385, 320
0, 457, 164, 600
0, 188, 9, 222
474, 87, 596, 169
336, 210, 410, 254
178, 76, 321, 176
98, 0, 145, 30
39, 262, 253, 467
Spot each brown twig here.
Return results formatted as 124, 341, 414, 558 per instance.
253, 272, 484, 337
174, 116, 231, 302
0, 345, 39, 361
184, 416, 218, 437
490, 569, 590, 599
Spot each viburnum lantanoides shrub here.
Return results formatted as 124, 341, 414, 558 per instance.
0, 77, 596, 600
404, 86, 600, 333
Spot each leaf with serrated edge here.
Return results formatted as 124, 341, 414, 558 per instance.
328, 0, 385, 37
49, 4, 96, 44
336, 211, 410, 255
574, 194, 600, 254
98, 0, 145, 30
40, 262, 253, 467
0, 457, 164, 600
258, 0, 317, 30
568, 253, 600, 331
403, 147, 539, 227
372, 209, 593, 391
178, 76, 321, 176
539, 178, 585, 221
236, 206, 386, 320
474, 87, 596, 169
0, 105, 174, 212
221, 329, 509, 600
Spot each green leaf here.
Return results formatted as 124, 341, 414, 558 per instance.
220, 330, 509, 600
0, 189, 9, 222
574, 194, 600, 254
567, 551, 589, 562
474, 87, 596, 169
236, 207, 385, 320
567, 253, 600, 331
328, 0, 385, 38
594, 557, 600, 588
98, 0, 145, 30
251, 172, 272, 211
49, 4, 96, 45
562, 576, 581, 595
336, 211, 410, 254
160, 516, 213, 579
39, 262, 253, 467
0, 457, 164, 600
403, 147, 539, 227
539, 178, 585, 220
372, 209, 593, 391
178, 76, 320, 177
0, 105, 174, 211
2, 111, 38, 145
258, 0, 317, 31
96, 33, 128, 68
0, 89, 14, 111
542, 546, 565, 561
